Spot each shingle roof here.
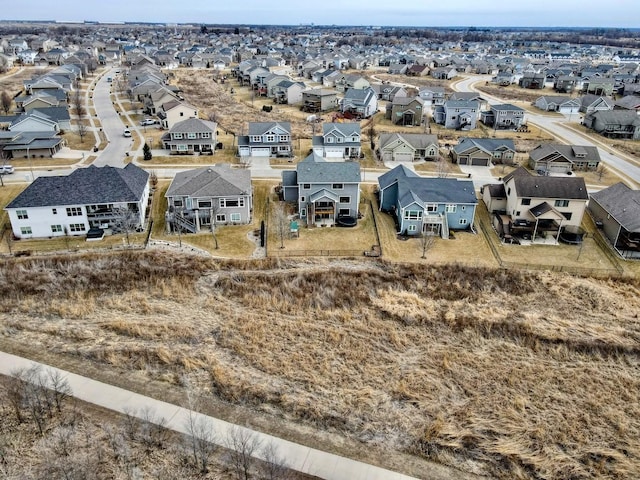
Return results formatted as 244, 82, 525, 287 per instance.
165, 164, 251, 198
510, 174, 588, 200
6, 164, 149, 209
379, 133, 438, 150
296, 153, 361, 184
590, 182, 640, 232
491, 103, 525, 112
529, 143, 601, 163
168, 118, 216, 134
247, 122, 291, 136
323, 122, 360, 137
453, 137, 515, 155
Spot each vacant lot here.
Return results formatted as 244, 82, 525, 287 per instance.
0, 251, 638, 480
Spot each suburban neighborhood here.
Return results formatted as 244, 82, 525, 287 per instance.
1, 17, 640, 480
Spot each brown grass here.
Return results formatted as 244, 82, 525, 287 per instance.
1, 251, 639, 479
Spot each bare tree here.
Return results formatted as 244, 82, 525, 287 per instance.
113, 205, 140, 246
77, 118, 88, 141
209, 205, 219, 249
72, 87, 86, 118
273, 202, 288, 249
420, 231, 436, 259
261, 441, 291, 480
436, 155, 450, 178
1, 91, 12, 114
184, 393, 217, 474
226, 426, 262, 480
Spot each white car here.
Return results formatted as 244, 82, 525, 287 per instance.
0, 165, 14, 175
123, 129, 132, 137
140, 119, 156, 126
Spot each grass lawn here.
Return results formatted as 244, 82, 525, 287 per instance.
10, 157, 79, 168
62, 131, 96, 151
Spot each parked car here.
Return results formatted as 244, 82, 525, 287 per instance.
140, 118, 156, 126
0, 165, 15, 175
123, 129, 132, 138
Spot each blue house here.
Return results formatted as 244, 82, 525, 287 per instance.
378, 165, 477, 238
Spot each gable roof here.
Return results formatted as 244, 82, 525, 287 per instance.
323, 122, 360, 137
590, 182, 640, 232
529, 143, 601, 163
453, 137, 515, 155
165, 164, 251, 198
248, 121, 291, 136
507, 170, 588, 200
168, 118, 216, 134
296, 152, 361, 184
6, 164, 148, 209
379, 132, 438, 151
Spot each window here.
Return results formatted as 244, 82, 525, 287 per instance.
174, 200, 183, 207
266, 135, 275, 142
404, 210, 422, 220
337, 137, 343, 143
230, 213, 241, 222
16, 210, 28, 220
278, 135, 289, 142
339, 196, 350, 203
555, 200, 570, 208
445, 204, 457, 213
220, 198, 244, 208
278, 146, 289, 151
339, 208, 350, 215
461, 206, 466, 211
562, 212, 573, 220
216, 214, 226, 222
507, 187, 511, 195
250, 135, 261, 142
20, 227, 32, 235
301, 196, 305, 202
302, 184, 310, 189
173, 133, 183, 139
179, 112, 184, 116
332, 183, 343, 190
198, 201, 212, 208
66, 207, 82, 217
426, 204, 437, 213
51, 225, 63, 233
521, 198, 531, 206
52, 208, 57, 214
408, 225, 417, 232
459, 219, 468, 225
187, 132, 196, 139
69, 223, 85, 232
300, 208, 306, 217
177, 144, 188, 151
202, 132, 210, 138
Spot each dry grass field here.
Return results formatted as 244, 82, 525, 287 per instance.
0, 251, 639, 480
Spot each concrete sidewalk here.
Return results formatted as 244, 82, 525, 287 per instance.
0, 351, 419, 480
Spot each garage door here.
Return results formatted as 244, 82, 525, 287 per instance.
393, 152, 413, 162
471, 157, 489, 166
324, 147, 344, 158
458, 157, 468, 165
251, 148, 270, 157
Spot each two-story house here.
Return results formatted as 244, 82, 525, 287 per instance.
281, 152, 361, 227
164, 164, 252, 233
528, 143, 601, 174
302, 89, 338, 113
418, 86, 446, 112
158, 100, 198, 130
378, 165, 477, 238
482, 167, 589, 243
5, 164, 149, 239
378, 133, 439, 162
162, 118, 217, 155
434, 100, 478, 130
312, 123, 361, 159
534, 96, 581, 114
340, 87, 378, 119
583, 110, 640, 140
386, 97, 425, 126
480, 104, 525, 129
237, 122, 292, 158
451, 137, 516, 166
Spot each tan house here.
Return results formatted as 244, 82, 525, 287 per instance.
158, 100, 198, 130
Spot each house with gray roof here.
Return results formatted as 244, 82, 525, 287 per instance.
579, 94, 614, 115
281, 152, 361, 227
165, 164, 252, 233
452, 137, 515, 166
161, 118, 217, 155
583, 110, 640, 140
237, 122, 292, 158
378, 164, 477, 238
482, 167, 588, 243
312, 122, 361, 159
272, 79, 305, 105
480, 104, 525, 129
434, 100, 478, 130
589, 182, 640, 258
5, 164, 149, 239
0, 131, 64, 159
378, 133, 439, 162
528, 143, 601, 173
386, 96, 425, 126
534, 95, 581, 114
302, 88, 338, 113
340, 87, 378, 119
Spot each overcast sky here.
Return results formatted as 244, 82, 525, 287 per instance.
2, 0, 637, 28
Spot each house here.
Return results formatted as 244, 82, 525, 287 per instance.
529, 143, 601, 173
164, 164, 252, 233
312, 123, 361, 159
434, 100, 478, 130
9, 111, 60, 133
519, 72, 545, 89
431, 67, 457, 80
301, 89, 338, 113
386, 97, 425, 126
158, 100, 198, 130
237, 122, 292, 158
378, 133, 439, 162
378, 164, 477, 238
272, 80, 305, 105
281, 152, 361, 227
451, 137, 515, 166
579, 94, 615, 115
480, 104, 525, 129
589, 182, 640, 259
583, 110, 640, 140
406, 64, 429, 77
371, 84, 407, 102
334, 73, 370, 92
161, 118, 217, 155
0, 131, 64, 159
614, 95, 640, 112
534, 96, 581, 114
418, 86, 446, 110
340, 87, 378, 119
582, 77, 616, 96
482, 167, 588, 243
5, 164, 149, 239
553, 75, 577, 93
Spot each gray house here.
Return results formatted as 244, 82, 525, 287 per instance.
237, 122, 292, 157
281, 152, 361, 227
165, 164, 252, 233
386, 97, 425, 126
589, 182, 640, 258
583, 110, 640, 140
480, 104, 525, 129
434, 100, 478, 130
378, 164, 477, 238
340, 87, 378, 119
312, 122, 361, 159
528, 143, 601, 173
302, 88, 338, 113
378, 132, 439, 162
451, 137, 515, 166
161, 118, 217, 155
